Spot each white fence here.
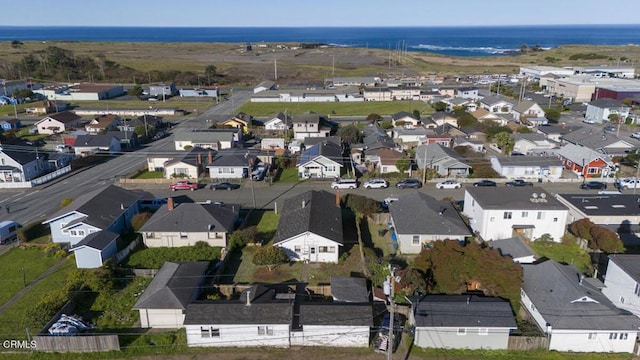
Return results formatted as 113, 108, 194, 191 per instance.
0, 165, 72, 189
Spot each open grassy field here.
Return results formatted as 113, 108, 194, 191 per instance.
0, 247, 60, 306
237, 100, 434, 117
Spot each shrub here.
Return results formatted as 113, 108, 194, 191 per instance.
131, 212, 153, 232
60, 198, 74, 208
125, 247, 221, 269
569, 218, 625, 253
16, 220, 48, 242
228, 226, 258, 251
252, 246, 288, 271
343, 194, 382, 218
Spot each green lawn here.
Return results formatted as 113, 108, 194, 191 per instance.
367, 219, 394, 257
0, 247, 60, 306
530, 240, 592, 273
229, 246, 303, 284
237, 101, 434, 117
255, 211, 280, 235
274, 167, 300, 183
131, 170, 164, 179
0, 257, 74, 340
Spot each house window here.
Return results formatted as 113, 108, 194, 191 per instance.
258, 326, 265, 335
620, 296, 625, 304
537, 212, 544, 220
329, 246, 336, 253
310, 247, 316, 254
457, 328, 466, 335
634, 283, 640, 296
553, 218, 558, 222
587, 167, 598, 174
319, 246, 328, 253
620, 333, 628, 340
201, 327, 210, 338
326, 166, 335, 172
588, 333, 596, 340
478, 328, 488, 336
490, 217, 495, 222
146, 233, 155, 239
294, 245, 301, 253
180, 232, 188, 239
503, 212, 512, 219
60, 223, 67, 229
412, 235, 420, 245
530, 303, 536, 312
258, 326, 274, 336
521, 211, 528, 218
77, 230, 85, 236
610, 333, 618, 340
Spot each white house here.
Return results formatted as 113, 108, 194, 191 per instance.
291, 303, 372, 347
133, 261, 209, 328
292, 113, 331, 140
408, 295, 516, 350
43, 185, 141, 246
206, 150, 252, 179
139, 198, 239, 248
84, 114, 121, 134
463, 187, 569, 242
73, 135, 121, 156
602, 254, 640, 318
273, 190, 343, 263
253, 80, 276, 94
296, 141, 343, 179
34, 111, 84, 135
480, 95, 514, 114
0, 145, 49, 186
69, 230, 119, 269
511, 134, 557, 155
174, 129, 240, 151
391, 111, 421, 127
512, 100, 546, 121
162, 147, 211, 180
490, 156, 563, 180
522, 260, 640, 353
456, 87, 479, 100
263, 112, 290, 131
389, 192, 471, 254
585, 98, 631, 124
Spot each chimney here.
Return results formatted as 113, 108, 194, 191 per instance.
579, 274, 585, 285
208, 150, 213, 164
167, 197, 174, 211
197, 153, 202, 165
335, 190, 340, 207
120, 203, 125, 210
246, 290, 251, 306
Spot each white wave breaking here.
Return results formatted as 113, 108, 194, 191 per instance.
411, 44, 520, 54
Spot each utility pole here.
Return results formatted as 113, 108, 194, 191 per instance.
387, 267, 395, 360
635, 159, 640, 195
422, 146, 428, 184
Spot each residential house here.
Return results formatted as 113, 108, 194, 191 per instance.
174, 129, 240, 151
296, 141, 343, 179
85, 114, 121, 134
69, 230, 120, 269
133, 261, 209, 328
363, 87, 392, 101
490, 156, 563, 180
456, 87, 480, 100
521, 260, 640, 353
367, 148, 405, 174
34, 111, 83, 134
560, 128, 636, 157
602, 254, 640, 318
415, 143, 471, 177
585, 99, 631, 124
73, 134, 121, 156
291, 113, 331, 140
471, 108, 509, 126
429, 111, 459, 128
537, 123, 583, 142
511, 133, 557, 155
459, 125, 488, 142
47, 152, 73, 170
330, 276, 370, 303
25, 100, 69, 115
119, 115, 163, 134
389, 193, 471, 254
0, 145, 48, 185
220, 113, 252, 134
463, 187, 569, 242
43, 185, 141, 246
254, 80, 276, 93
441, 97, 475, 112
452, 136, 484, 153
408, 295, 516, 350
273, 190, 343, 263
302, 135, 341, 148
391, 112, 421, 127
556, 193, 640, 237
479, 95, 514, 114
140, 198, 239, 248
263, 112, 290, 131
329, 76, 379, 87
260, 138, 286, 151
512, 100, 546, 122
555, 143, 615, 178
164, 147, 211, 179
391, 126, 431, 149
0, 118, 20, 131
390, 86, 421, 100
206, 149, 255, 179
293, 302, 372, 347
149, 83, 178, 98
361, 123, 397, 151
489, 237, 537, 264
105, 130, 139, 149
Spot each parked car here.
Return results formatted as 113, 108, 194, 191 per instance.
582, 119, 596, 124
435, 180, 462, 189
0, 221, 20, 245
604, 125, 616, 132
473, 180, 497, 187
505, 179, 533, 187
631, 132, 640, 139
580, 181, 607, 190
170, 180, 199, 191
615, 178, 640, 190
396, 178, 422, 189
363, 179, 389, 189
210, 182, 241, 191
331, 178, 358, 189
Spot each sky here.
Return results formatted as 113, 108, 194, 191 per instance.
3, 0, 640, 27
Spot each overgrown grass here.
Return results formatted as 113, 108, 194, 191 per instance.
131, 170, 164, 179
306, 249, 364, 284
530, 240, 592, 273
124, 247, 221, 269
0, 247, 60, 306
237, 101, 434, 117
0, 257, 74, 340
410, 347, 631, 360
89, 277, 151, 329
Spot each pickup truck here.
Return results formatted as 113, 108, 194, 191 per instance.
170, 181, 199, 191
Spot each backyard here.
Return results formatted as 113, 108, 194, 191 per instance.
529, 239, 592, 273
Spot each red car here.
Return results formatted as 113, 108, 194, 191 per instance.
170, 181, 198, 191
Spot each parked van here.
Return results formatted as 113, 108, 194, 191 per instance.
331, 178, 358, 190
0, 221, 20, 245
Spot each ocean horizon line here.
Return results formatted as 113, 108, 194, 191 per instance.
1, 24, 639, 29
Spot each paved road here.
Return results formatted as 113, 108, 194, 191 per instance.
0, 90, 252, 225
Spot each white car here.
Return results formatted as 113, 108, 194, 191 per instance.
616, 178, 640, 189
582, 119, 595, 124
435, 180, 462, 189
363, 179, 389, 189
631, 132, 640, 139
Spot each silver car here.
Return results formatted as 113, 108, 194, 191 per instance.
363, 179, 389, 189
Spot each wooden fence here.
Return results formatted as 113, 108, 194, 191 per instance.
508, 336, 548, 351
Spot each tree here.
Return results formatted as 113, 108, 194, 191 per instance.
204, 65, 217, 77
252, 246, 288, 271
128, 85, 144, 99
12, 89, 34, 99
336, 124, 363, 144
544, 108, 561, 122
378, 120, 393, 129
395, 157, 411, 174
343, 194, 382, 218
608, 113, 621, 123
412, 109, 421, 120
434, 101, 447, 112
366, 113, 383, 122
494, 132, 514, 155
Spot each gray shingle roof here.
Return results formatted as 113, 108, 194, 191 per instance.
133, 261, 209, 310
362, 123, 396, 150
512, 100, 539, 114
71, 230, 119, 251
415, 143, 470, 170
608, 254, 640, 283
555, 143, 613, 165
481, 95, 513, 107
389, 192, 471, 237
589, 98, 627, 108
74, 134, 117, 148
299, 303, 372, 326
139, 202, 239, 233
410, 295, 516, 329
489, 237, 535, 260
465, 187, 568, 211
174, 129, 237, 143
1, 147, 45, 165
392, 111, 417, 121
184, 302, 292, 325
330, 276, 369, 303
274, 190, 343, 245
522, 260, 640, 330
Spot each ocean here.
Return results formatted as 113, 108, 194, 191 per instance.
0, 25, 639, 57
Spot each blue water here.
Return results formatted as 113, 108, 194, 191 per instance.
0, 25, 639, 57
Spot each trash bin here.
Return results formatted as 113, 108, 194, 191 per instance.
538, 178, 543, 183
378, 228, 387, 236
